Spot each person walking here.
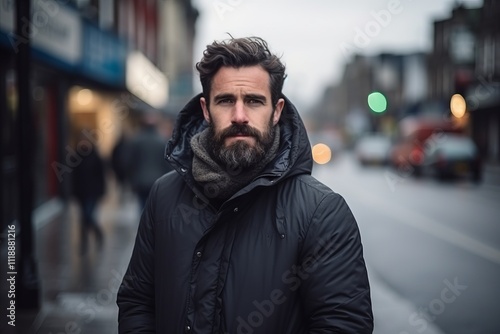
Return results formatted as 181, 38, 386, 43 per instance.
126, 113, 173, 209
72, 136, 106, 255
111, 134, 129, 188
117, 36, 373, 333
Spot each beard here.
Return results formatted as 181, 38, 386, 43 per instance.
208, 116, 276, 172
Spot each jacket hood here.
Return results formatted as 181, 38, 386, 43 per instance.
165, 93, 312, 185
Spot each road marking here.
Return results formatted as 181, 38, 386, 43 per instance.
345, 188, 500, 266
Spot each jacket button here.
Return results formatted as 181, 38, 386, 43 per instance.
280, 234, 285, 239
233, 207, 239, 212
196, 251, 202, 258
185, 325, 191, 332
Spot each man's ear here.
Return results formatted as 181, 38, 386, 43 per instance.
273, 98, 285, 125
200, 97, 210, 123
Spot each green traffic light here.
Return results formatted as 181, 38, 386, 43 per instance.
368, 92, 387, 113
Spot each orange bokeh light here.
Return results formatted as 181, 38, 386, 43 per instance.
312, 143, 332, 164
450, 94, 466, 118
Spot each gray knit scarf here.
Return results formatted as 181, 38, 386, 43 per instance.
190, 126, 280, 200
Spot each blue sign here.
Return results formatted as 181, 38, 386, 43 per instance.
80, 21, 126, 87
0, 1, 127, 89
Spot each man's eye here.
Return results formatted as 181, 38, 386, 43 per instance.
248, 99, 263, 104
218, 99, 233, 104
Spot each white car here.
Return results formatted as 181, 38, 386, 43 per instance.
355, 134, 392, 166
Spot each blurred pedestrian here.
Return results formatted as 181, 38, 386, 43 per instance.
72, 133, 106, 255
126, 113, 173, 209
117, 36, 373, 333
111, 133, 130, 201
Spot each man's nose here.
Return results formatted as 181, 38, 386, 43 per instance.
231, 101, 249, 124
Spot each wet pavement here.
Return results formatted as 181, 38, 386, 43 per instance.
6, 161, 500, 333
8, 179, 139, 334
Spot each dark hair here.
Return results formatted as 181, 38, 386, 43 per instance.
195, 36, 287, 107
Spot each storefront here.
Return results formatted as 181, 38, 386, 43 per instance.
0, 1, 129, 231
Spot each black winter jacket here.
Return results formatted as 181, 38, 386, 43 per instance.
117, 94, 373, 333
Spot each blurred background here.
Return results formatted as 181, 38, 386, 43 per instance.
1, 0, 499, 333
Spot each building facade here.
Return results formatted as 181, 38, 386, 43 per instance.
467, 0, 500, 162
0, 0, 198, 261
429, 0, 499, 163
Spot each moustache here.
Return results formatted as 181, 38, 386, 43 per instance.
219, 124, 261, 140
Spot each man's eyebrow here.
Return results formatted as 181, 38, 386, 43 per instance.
244, 93, 267, 101
213, 93, 235, 102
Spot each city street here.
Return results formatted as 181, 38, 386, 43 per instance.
314, 152, 500, 334
7, 153, 500, 334
2, 1, 499, 333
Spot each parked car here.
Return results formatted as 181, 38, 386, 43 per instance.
389, 117, 463, 177
421, 133, 482, 182
354, 134, 391, 166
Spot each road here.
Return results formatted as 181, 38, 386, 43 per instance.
313, 152, 500, 334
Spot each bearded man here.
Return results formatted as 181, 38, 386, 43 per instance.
117, 36, 373, 333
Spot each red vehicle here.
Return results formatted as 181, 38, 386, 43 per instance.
389, 117, 463, 177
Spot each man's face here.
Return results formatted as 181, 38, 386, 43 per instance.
200, 66, 284, 170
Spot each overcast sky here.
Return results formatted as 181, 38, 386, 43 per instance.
191, 0, 483, 111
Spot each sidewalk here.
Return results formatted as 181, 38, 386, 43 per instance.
8, 177, 453, 334
13, 179, 140, 334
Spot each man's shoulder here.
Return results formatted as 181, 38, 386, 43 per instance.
275, 174, 351, 229
155, 170, 182, 186
149, 170, 185, 195
276, 174, 345, 211
282, 174, 339, 198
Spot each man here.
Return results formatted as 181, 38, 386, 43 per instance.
117, 36, 373, 333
